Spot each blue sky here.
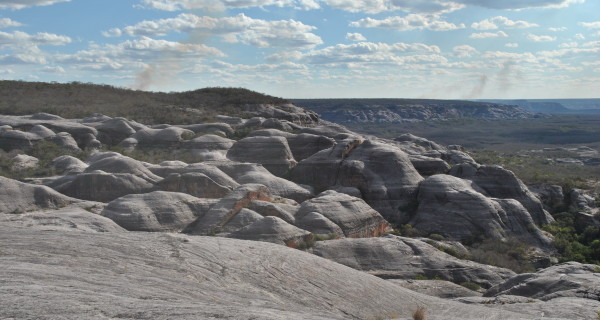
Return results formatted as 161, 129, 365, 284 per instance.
0, 0, 599, 99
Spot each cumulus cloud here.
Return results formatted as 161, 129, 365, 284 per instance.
105, 13, 323, 49
138, 0, 319, 11
300, 41, 443, 65
549, 27, 567, 32
55, 37, 224, 71
453, 45, 478, 57
455, 0, 584, 10
351, 14, 465, 31
0, 30, 71, 65
579, 21, 600, 29
0, 18, 23, 28
505, 42, 519, 47
469, 31, 508, 39
471, 16, 538, 30
527, 33, 557, 42
346, 32, 366, 41
41, 65, 65, 73
322, 0, 464, 14
575, 33, 585, 40
0, 0, 71, 10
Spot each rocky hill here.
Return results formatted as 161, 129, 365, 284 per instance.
1, 83, 599, 319
293, 98, 538, 123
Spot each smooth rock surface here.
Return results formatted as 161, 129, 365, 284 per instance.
0, 176, 77, 213
227, 136, 297, 176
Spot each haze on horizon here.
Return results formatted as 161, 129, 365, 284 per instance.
0, 0, 599, 100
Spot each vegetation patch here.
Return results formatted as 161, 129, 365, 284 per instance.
543, 211, 600, 265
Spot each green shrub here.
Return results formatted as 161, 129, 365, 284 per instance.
468, 237, 535, 273
459, 282, 481, 291
414, 274, 429, 280
428, 233, 445, 241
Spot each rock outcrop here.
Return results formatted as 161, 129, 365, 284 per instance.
0, 176, 77, 213
227, 136, 297, 176
101, 191, 217, 232
411, 174, 552, 248
291, 139, 423, 223
311, 235, 516, 288
229, 216, 312, 245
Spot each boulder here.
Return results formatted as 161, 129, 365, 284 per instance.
49, 171, 155, 203
227, 136, 297, 176
157, 172, 233, 198
48, 132, 81, 152
240, 103, 319, 125
0, 205, 125, 233
184, 184, 274, 235
179, 123, 234, 137
311, 235, 516, 288
409, 154, 451, 176
570, 188, 597, 212
94, 117, 137, 145
0, 176, 77, 213
296, 190, 390, 238
50, 155, 88, 174
442, 150, 477, 165
29, 124, 55, 139
395, 133, 445, 151
0, 129, 42, 151
451, 164, 554, 226
246, 199, 298, 224
147, 162, 240, 191
220, 208, 265, 233
247, 129, 336, 162
290, 139, 423, 224
215, 162, 312, 202
130, 127, 194, 146
180, 134, 234, 161
529, 184, 564, 211
229, 216, 312, 246
10, 154, 39, 171
411, 174, 552, 248
293, 211, 343, 236
101, 191, 217, 232
484, 262, 600, 301
478, 297, 600, 320
85, 153, 162, 183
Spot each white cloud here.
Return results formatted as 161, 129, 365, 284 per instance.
0, 0, 71, 10
42, 65, 65, 73
0, 30, 71, 65
346, 32, 366, 41
56, 37, 224, 71
574, 33, 585, 40
469, 31, 508, 39
559, 42, 578, 48
321, 0, 464, 14
471, 16, 538, 30
266, 50, 303, 62
351, 14, 465, 32
579, 21, 600, 29
0, 18, 23, 28
455, 0, 584, 10
453, 45, 478, 57
106, 13, 323, 49
138, 0, 319, 11
527, 33, 557, 42
582, 60, 600, 66
300, 41, 443, 66
548, 27, 567, 32
505, 42, 519, 47
0, 68, 14, 74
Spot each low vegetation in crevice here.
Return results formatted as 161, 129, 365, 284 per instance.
543, 210, 600, 265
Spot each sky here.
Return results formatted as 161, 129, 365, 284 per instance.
0, 0, 599, 99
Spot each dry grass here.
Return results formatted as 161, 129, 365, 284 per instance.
413, 306, 427, 320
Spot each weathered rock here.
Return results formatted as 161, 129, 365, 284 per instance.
296, 190, 390, 238
229, 216, 312, 245
260, 118, 294, 131
484, 262, 600, 301
388, 279, 482, 298
1, 223, 536, 320
529, 184, 564, 211
29, 124, 55, 139
0, 204, 125, 233
30, 112, 64, 120
443, 150, 477, 165
0, 114, 98, 147
327, 185, 363, 198
451, 164, 554, 226
0, 176, 77, 213
148, 162, 240, 191
94, 117, 137, 145
395, 133, 446, 151
570, 188, 597, 212
214, 115, 244, 126
48, 132, 81, 152
50, 155, 88, 174
0, 129, 42, 150
178, 123, 234, 137
10, 154, 39, 171
157, 172, 233, 198
294, 211, 344, 236
299, 124, 360, 141
130, 127, 194, 146
247, 129, 336, 162
411, 174, 552, 248
227, 136, 297, 176
246, 199, 298, 224
409, 154, 451, 176
101, 191, 217, 232
240, 103, 319, 126
49, 171, 155, 203
85, 153, 162, 183
180, 134, 234, 161
184, 184, 274, 235
215, 162, 312, 202
291, 139, 423, 224
220, 207, 264, 233
311, 235, 516, 288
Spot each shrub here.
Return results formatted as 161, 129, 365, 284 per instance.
428, 233, 445, 241
459, 282, 481, 291
412, 306, 427, 320
468, 237, 535, 273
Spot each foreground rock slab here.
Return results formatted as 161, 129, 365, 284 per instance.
0, 224, 543, 320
